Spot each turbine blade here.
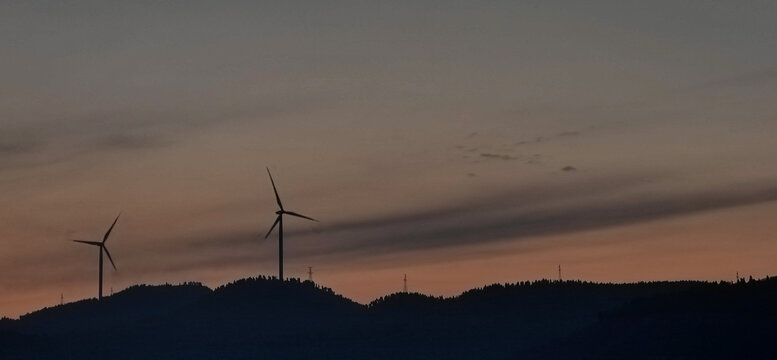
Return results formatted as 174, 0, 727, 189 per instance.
264, 216, 281, 239
103, 246, 117, 271
72, 240, 102, 246
284, 211, 318, 222
102, 213, 121, 243
267, 167, 284, 210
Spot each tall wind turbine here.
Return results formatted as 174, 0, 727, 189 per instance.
73, 213, 120, 300
264, 168, 317, 281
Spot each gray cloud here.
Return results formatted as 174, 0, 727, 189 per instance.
457, 127, 585, 167
121, 175, 777, 277
0, 90, 332, 175
175, 175, 655, 249
480, 153, 518, 161
557, 131, 580, 137
0, 141, 36, 156
299, 180, 777, 259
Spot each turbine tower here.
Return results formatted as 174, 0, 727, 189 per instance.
263, 168, 317, 281
72, 213, 120, 300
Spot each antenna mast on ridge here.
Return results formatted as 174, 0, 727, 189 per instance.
558, 264, 562, 282
403, 274, 408, 293
308, 266, 313, 282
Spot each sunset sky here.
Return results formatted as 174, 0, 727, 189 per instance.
2, 1, 777, 317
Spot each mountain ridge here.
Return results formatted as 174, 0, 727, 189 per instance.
2, 276, 776, 359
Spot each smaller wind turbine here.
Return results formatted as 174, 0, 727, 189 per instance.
73, 213, 120, 300
263, 168, 317, 281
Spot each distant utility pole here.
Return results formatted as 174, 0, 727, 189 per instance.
558, 264, 562, 282
307, 266, 313, 282
403, 274, 408, 293
60, 293, 63, 306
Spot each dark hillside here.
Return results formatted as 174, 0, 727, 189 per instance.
1, 277, 776, 359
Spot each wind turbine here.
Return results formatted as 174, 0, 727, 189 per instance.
264, 168, 317, 281
73, 213, 120, 300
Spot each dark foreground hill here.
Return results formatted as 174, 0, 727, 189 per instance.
2, 276, 776, 359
